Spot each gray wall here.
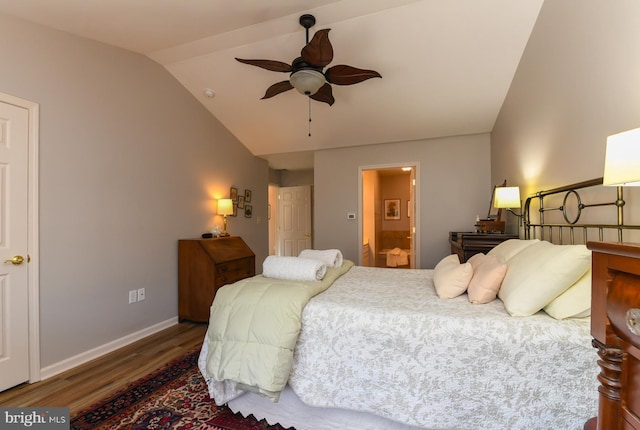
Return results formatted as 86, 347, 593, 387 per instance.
0, 15, 269, 367
492, 0, 640, 214
314, 134, 491, 268
268, 168, 314, 187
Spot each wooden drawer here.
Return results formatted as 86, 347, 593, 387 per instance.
216, 258, 253, 275
608, 272, 640, 425
608, 273, 640, 346
215, 258, 255, 287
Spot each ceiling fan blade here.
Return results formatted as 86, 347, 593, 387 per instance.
301, 29, 333, 67
309, 83, 334, 106
262, 81, 294, 99
325, 65, 382, 85
236, 58, 292, 73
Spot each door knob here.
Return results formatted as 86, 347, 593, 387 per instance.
4, 255, 24, 265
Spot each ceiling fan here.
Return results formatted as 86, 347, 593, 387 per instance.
236, 14, 381, 106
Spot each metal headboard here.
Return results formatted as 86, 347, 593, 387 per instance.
524, 177, 640, 244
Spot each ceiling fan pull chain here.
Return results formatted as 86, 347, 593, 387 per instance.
308, 98, 312, 137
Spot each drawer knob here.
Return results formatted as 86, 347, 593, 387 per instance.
627, 308, 640, 336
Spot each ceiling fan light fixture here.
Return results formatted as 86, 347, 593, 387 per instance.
289, 69, 325, 95
236, 14, 380, 106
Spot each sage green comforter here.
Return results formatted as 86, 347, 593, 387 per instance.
203, 260, 354, 401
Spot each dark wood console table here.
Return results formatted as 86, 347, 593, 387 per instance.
449, 232, 518, 263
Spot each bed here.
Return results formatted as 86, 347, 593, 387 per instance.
198, 178, 640, 430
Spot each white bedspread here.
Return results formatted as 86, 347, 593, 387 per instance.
288, 266, 598, 430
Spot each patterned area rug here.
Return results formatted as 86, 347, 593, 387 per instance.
71, 349, 291, 429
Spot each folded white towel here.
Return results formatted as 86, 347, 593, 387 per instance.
262, 256, 327, 281
386, 248, 409, 267
298, 249, 344, 268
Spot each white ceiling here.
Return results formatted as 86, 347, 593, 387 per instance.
0, 0, 544, 170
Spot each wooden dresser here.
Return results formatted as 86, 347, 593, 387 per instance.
178, 236, 255, 323
585, 242, 640, 430
449, 232, 518, 262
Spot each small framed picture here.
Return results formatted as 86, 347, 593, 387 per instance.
384, 199, 401, 220
232, 202, 238, 217
244, 205, 252, 218
245, 189, 252, 202
230, 187, 238, 202
237, 195, 245, 209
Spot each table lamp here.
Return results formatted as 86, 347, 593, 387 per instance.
603, 128, 640, 186
218, 198, 233, 236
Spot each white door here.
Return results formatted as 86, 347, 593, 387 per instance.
0, 100, 30, 391
277, 185, 312, 256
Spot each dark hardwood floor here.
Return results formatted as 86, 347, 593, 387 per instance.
0, 322, 208, 415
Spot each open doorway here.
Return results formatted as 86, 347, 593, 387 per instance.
359, 164, 419, 269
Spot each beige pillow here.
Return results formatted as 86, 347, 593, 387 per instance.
467, 254, 507, 304
467, 253, 486, 271
487, 239, 540, 263
543, 269, 591, 319
498, 241, 591, 316
433, 254, 473, 299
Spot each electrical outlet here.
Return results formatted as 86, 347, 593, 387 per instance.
128, 290, 137, 304
137, 288, 145, 302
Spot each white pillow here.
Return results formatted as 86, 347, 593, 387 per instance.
488, 239, 540, 263
498, 241, 591, 317
467, 253, 507, 304
543, 269, 591, 319
433, 254, 473, 299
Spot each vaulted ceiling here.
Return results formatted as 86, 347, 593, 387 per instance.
0, 0, 544, 169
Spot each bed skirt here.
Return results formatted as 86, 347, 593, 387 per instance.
228, 386, 424, 430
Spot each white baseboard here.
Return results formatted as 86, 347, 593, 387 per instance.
40, 317, 179, 380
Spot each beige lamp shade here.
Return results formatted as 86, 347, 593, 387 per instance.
218, 198, 234, 216
603, 128, 640, 186
494, 187, 521, 209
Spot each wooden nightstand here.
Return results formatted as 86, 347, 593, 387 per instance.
449, 232, 518, 262
178, 236, 255, 323
584, 242, 640, 430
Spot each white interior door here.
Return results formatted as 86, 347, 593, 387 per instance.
0, 99, 30, 391
277, 185, 312, 256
